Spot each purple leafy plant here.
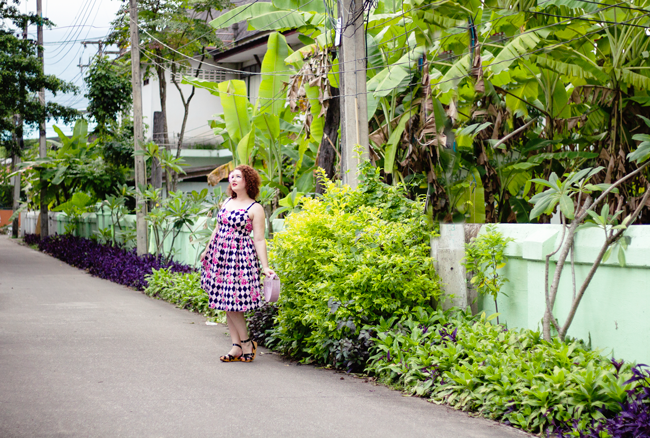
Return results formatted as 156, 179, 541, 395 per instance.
23, 233, 41, 246
557, 364, 650, 438
28, 234, 193, 290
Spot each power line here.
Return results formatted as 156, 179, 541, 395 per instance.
45, 0, 92, 58
46, 0, 100, 66
49, 24, 111, 31
47, 0, 97, 60
52, 0, 104, 94
42, 35, 105, 45
135, 0, 637, 82
132, 0, 631, 78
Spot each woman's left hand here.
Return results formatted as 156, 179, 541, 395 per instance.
263, 267, 277, 278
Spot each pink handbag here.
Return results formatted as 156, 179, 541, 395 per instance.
264, 274, 281, 302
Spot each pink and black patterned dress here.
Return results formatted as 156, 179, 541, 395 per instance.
201, 198, 264, 312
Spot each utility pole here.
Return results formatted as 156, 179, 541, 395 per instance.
81, 40, 104, 57
129, 0, 148, 255
12, 23, 28, 239
37, 0, 48, 238
11, 117, 21, 239
338, 0, 369, 189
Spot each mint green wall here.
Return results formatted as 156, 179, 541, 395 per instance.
47, 212, 650, 363
477, 224, 650, 364
50, 212, 286, 268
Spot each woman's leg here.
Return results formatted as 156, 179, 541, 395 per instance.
225, 312, 242, 357
226, 311, 253, 355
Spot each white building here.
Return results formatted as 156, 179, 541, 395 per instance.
140, 7, 302, 191
141, 58, 237, 147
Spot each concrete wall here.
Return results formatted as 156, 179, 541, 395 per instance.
26, 209, 649, 364
0, 210, 17, 228
469, 224, 650, 364
21, 210, 285, 268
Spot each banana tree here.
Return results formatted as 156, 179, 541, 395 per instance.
184, 32, 317, 198
209, 0, 650, 225
13, 119, 130, 211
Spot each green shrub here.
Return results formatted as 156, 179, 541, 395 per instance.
367, 308, 638, 434
144, 268, 225, 322
462, 225, 514, 324
267, 163, 442, 371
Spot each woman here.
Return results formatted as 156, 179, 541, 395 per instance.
200, 165, 276, 363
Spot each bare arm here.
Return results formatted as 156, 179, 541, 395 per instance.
250, 203, 276, 277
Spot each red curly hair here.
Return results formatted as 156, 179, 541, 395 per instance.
227, 165, 261, 200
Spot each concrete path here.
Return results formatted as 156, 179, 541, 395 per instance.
0, 235, 530, 438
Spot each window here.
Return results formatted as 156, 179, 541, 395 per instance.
171, 67, 227, 83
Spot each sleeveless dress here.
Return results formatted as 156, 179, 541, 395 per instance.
200, 199, 264, 312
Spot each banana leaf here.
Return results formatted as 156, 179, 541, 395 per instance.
217, 80, 251, 146
257, 32, 290, 116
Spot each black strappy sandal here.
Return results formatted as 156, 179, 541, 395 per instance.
240, 338, 258, 362
220, 343, 242, 362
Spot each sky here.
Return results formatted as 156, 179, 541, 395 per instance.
21, 0, 123, 138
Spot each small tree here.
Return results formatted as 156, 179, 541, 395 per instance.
84, 56, 132, 139
107, 0, 228, 191
462, 225, 514, 324
1, 1, 79, 237
530, 117, 650, 341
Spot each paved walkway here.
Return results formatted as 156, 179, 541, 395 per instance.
0, 236, 530, 438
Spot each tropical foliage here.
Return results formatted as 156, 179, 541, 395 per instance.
366, 307, 650, 435
209, 0, 650, 224
183, 31, 318, 204
15, 119, 131, 211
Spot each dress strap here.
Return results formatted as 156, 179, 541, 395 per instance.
222, 198, 232, 208
245, 201, 257, 211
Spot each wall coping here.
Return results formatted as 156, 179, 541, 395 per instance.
488, 224, 650, 268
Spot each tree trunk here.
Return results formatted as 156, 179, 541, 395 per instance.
11, 114, 25, 239
155, 63, 171, 195
171, 84, 194, 192
151, 111, 164, 190
11, 154, 20, 238
316, 86, 340, 194
476, 141, 500, 223
170, 55, 205, 192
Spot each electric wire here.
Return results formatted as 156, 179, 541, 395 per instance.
54, 0, 103, 77
45, 0, 93, 58
46, 0, 98, 63
133, 0, 646, 84
140, 8, 650, 104
46, 2, 99, 67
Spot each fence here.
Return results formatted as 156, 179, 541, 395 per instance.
20, 210, 285, 267
20, 210, 649, 364
432, 224, 650, 365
